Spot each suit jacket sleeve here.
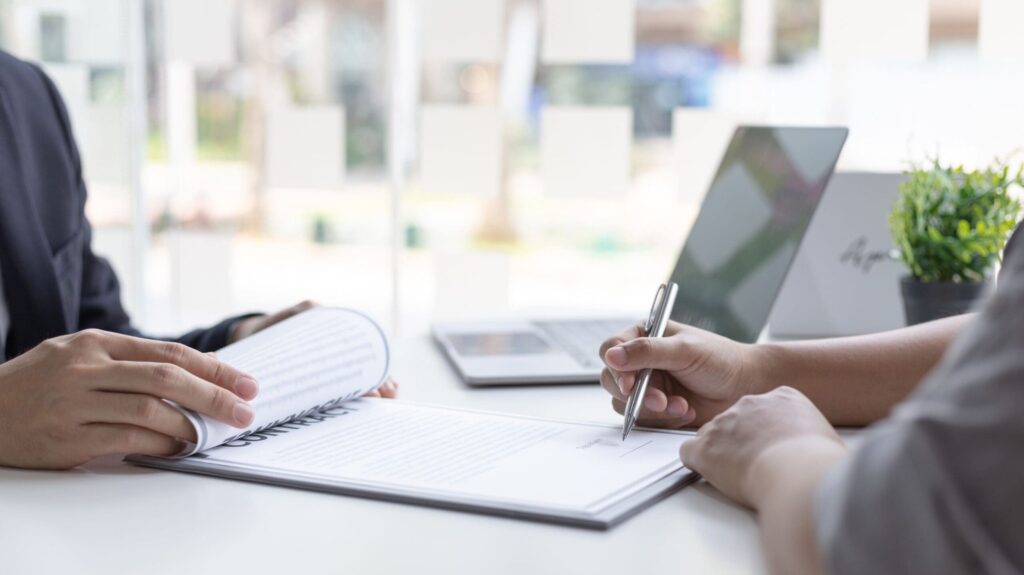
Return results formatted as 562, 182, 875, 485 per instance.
35, 64, 258, 352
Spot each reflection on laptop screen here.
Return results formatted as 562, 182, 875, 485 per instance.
668, 126, 848, 343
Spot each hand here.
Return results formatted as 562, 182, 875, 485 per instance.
229, 300, 318, 344
599, 321, 761, 428
679, 386, 845, 509
364, 378, 399, 399
229, 300, 400, 399
0, 330, 259, 470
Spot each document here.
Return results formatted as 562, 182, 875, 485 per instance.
178, 307, 389, 454
132, 401, 694, 528
133, 308, 695, 527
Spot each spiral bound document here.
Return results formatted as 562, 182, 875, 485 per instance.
127, 308, 696, 528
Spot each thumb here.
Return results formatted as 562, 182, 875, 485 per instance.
604, 337, 689, 371
678, 437, 700, 470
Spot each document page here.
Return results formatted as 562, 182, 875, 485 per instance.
190, 400, 689, 512
180, 308, 390, 454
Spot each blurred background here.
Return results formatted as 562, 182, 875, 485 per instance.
0, 0, 1020, 336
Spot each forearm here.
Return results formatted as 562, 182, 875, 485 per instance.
749, 438, 848, 575
753, 314, 972, 425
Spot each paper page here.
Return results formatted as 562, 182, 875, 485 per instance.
180, 308, 390, 455
540, 106, 632, 197
418, 105, 502, 197
820, 0, 928, 64
419, 0, 504, 62
265, 105, 346, 190
192, 400, 688, 512
541, 0, 635, 64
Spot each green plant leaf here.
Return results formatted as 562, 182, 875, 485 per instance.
891, 157, 1023, 283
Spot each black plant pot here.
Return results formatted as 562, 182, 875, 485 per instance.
900, 276, 991, 325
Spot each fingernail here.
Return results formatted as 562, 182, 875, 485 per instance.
667, 402, 686, 417
233, 403, 255, 426
615, 374, 625, 392
235, 376, 259, 400
607, 346, 627, 367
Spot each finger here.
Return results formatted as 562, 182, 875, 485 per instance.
261, 300, 319, 331
378, 379, 399, 399
605, 336, 688, 372
679, 437, 700, 469
364, 390, 382, 398
100, 334, 258, 401
612, 397, 698, 429
98, 362, 254, 428
618, 370, 636, 395
84, 423, 184, 458
600, 369, 628, 402
665, 395, 692, 418
85, 391, 198, 443
643, 386, 669, 412
599, 323, 646, 363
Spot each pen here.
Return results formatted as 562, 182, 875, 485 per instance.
622, 282, 679, 441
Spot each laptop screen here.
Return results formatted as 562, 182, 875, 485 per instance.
668, 126, 848, 342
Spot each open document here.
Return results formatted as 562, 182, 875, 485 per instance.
130, 401, 695, 528
131, 308, 696, 528
177, 307, 390, 455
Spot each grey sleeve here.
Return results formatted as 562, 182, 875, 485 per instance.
815, 233, 1024, 575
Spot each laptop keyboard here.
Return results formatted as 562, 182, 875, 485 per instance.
534, 319, 637, 369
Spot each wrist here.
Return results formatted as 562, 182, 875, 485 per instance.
741, 342, 779, 395
745, 435, 847, 511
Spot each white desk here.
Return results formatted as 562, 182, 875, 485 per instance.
0, 337, 764, 575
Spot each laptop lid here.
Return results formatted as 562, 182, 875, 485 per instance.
769, 172, 907, 337
667, 126, 849, 343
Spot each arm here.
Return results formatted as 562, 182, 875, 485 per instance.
677, 387, 846, 575
681, 245, 1024, 575
755, 314, 971, 425
751, 438, 844, 575
600, 314, 970, 428
33, 62, 255, 352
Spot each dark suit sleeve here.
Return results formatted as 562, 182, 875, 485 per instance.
34, 64, 259, 352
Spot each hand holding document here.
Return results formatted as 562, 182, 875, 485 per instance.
134, 308, 695, 528
177, 307, 389, 454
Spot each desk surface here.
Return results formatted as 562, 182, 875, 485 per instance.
0, 336, 763, 575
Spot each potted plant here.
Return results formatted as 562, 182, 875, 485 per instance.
889, 159, 1023, 325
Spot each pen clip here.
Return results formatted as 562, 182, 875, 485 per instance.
644, 283, 668, 336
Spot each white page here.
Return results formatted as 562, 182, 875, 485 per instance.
419, 0, 504, 62
265, 105, 346, 190
979, 0, 1024, 64
820, 0, 928, 64
67, 0, 127, 66
418, 105, 502, 197
163, 0, 236, 67
542, 0, 635, 64
193, 400, 688, 512
541, 106, 632, 197
179, 308, 390, 455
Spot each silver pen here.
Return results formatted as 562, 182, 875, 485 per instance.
622, 282, 679, 441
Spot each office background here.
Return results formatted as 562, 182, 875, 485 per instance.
0, 0, 1020, 337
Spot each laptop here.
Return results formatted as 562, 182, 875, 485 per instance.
433, 126, 850, 385
769, 172, 908, 338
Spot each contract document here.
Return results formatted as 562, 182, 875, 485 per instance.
130, 400, 695, 528
176, 307, 390, 455
128, 308, 696, 528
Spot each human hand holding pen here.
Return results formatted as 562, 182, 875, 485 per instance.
600, 321, 761, 429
